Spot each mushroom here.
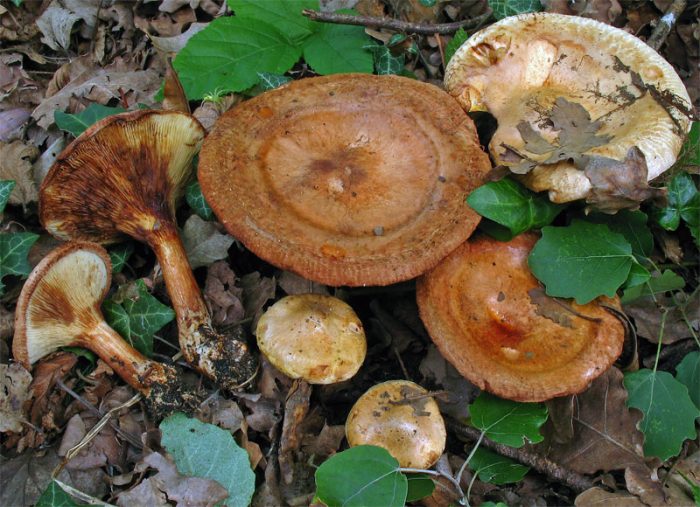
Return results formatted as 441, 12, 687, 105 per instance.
198, 73, 491, 287
39, 110, 258, 392
444, 13, 692, 210
345, 380, 446, 469
416, 232, 625, 402
256, 294, 366, 384
12, 242, 200, 417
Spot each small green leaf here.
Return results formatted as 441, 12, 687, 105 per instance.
466, 178, 563, 236
624, 369, 700, 460
622, 262, 651, 291
185, 181, 214, 220
528, 220, 634, 304
676, 351, 700, 411
405, 474, 435, 502
621, 269, 685, 303
108, 242, 134, 274
256, 72, 293, 91
36, 480, 78, 507
304, 22, 374, 75
480, 503, 508, 507
0, 181, 16, 214
315, 446, 407, 507
160, 413, 255, 507
679, 121, 699, 166
62, 346, 97, 364
653, 172, 700, 242
477, 219, 517, 242
419, 0, 437, 6
0, 232, 40, 295
365, 44, 405, 75
445, 28, 469, 64
102, 279, 174, 356
54, 104, 126, 137
469, 392, 547, 448
11, 0, 23, 7
469, 447, 529, 485
585, 210, 653, 260
489, 0, 543, 19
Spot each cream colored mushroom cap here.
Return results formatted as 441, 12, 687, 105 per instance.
256, 294, 366, 384
445, 12, 692, 203
345, 380, 446, 469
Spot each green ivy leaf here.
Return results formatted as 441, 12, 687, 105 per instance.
679, 121, 699, 166
228, 0, 317, 42
102, 279, 174, 356
489, 0, 543, 20
653, 172, 699, 243
315, 446, 407, 507
365, 44, 405, 75
108, 242, 134, 274
174, 16, 302, 99
54, 104, 126, 137
469, 392, 547, 448
469, 447, 529, 485
620, 269, 685, 303
0, 180, 16, 214
466, 178, 563, 237
445, 28, 469, 64
185, 180, 214, 220
36, 481, 78, 507
624, 369, 700, 460
676, 351, 700, 411
405, 474, 435, 502
0, 232, 39, 295
160, 413, 255, 507
303, 22, 373, 75
528, 220, 635, 304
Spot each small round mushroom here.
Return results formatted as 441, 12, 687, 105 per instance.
39, 110, 258, 392
416, 233, 625, 402
256, 294, 366, 384
345, 380, 446, 469
444, 13, 692, 210
12, 242, 200, 417
198, 74, 491, 286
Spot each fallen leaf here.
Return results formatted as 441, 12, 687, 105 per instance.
149, 22, 208, 54
240, 271, 276, 327
35, 2, 81, 50
279, 380, 312, 485
57, 413, 122, 471
574, 487, 646, 506
542, 0, 622, 23
0, 363, 32, 433
0, 108, 31, 142
301, 422, 345, 459
624, 290, 698, 343
162, 59, 189, 113
27, 352, 77, 437
182, 214, 234, 269
204, 261, 245, 327
0, 140, 38, 206
277, 270, 329, 296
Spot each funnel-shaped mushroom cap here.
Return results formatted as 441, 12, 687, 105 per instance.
40, 110, 205, 243
198, 74, 491, 286
13, 242, 110, 366
417, 233, 625, 402
445, 13, 692, 206
346, 380, 446, 469
256, 294, 366, 384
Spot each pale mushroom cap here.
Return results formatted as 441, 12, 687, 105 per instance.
198, 74, 491, 286
40, 110, 205, 243
13, 242, 110, 367
445, 13, 692, 203
416, 233, 625, 402
256, 294, 366, 384
345, 380, 446, 469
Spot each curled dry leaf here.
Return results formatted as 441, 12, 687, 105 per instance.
575, 487, 647, 506
0, 141, 38, 206
0, 363, 32, 433
182, 214, 234, 269
58, 413, 122, 471
240, 271, 276, 328
204, 261, 245, 327
542, 0, 622, 23
0, 109, 31, 142
624, 290, 698, 344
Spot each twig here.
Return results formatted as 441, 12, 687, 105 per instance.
446, 418, 594, 493
647, 0, 687, 51
301, 8, 493, 35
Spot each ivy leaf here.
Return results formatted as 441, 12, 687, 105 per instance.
174, 17, 302, 99
469, 392, 548, 448
303, 22, 373, 75
678, 121, 699, 166
0, 180, 16, 214
365, 44, 405, 75
624, 369, 700, 460
676, 351, 700, 411
466, 178, 564, 237
228, 0, 316, 42
528, 220, 635, 304
315, 446, 407, 507
185, 180, 214, 220
108, 242, 134, 274
445, 28, 468, 63
620, 269, 685, 304
54, 104, 126, 137
160, 413, 255, 507
652, 172, 700, 243
36, 481, 78, 507
405, 474, 435, 502
0, 232, 39, 295
102, 279, 174, 356
469, 447, 529, 485
489, 0, 543, 20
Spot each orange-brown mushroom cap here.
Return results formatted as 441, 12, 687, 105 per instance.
416, 233, 625, 402
198, 74, 491, 287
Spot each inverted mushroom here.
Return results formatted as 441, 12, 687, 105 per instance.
198, 74, 491, 286
39, 110, 258, 392
345, 380, 446, 469
444, 13, 692, 211
416, 233, 625, 402
12, 242, 200, 417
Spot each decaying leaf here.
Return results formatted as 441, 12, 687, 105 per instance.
36, 3, 81, 51
624, 290, 698, 343
240, 271, 276, 327
277, 270, 329, 296
575, 487, 646, 506
182, 215, 234, 269
0, 363, 32, 433
204, 261, 245, 327
161, 59, 189, 113
0, 140, 38, 206
541, 0, 622, 23
58, 413, 122, 471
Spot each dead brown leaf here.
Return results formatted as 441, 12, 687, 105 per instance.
279, 380, 312, 485
0, 363, 32, 433
624, 290, 698, 343
204, 261, 245, 327
542, 0, 622, 23
0, 140, 39, 207
575, 487, 646, 506
27, 352, 77, 441
58, 412, 123, 471
0, 108, 31, 143
277, 270, 329, 296
240, 271, 276, 328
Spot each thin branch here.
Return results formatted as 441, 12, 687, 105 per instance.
647, 0, 687, 51
301, 8, 493, 35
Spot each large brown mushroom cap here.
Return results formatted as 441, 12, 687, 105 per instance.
444, 13, 692, 206
345, 380, 446, 469
416, 233, 625, 402
198, 74, 491, 286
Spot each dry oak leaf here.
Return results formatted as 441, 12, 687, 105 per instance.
204, 261, 245, 328
0, 140, 38, 206
541, 0, 622, 23
575, 487, 647, 506
0, 363, 32, 433
27, 352, 77, 432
